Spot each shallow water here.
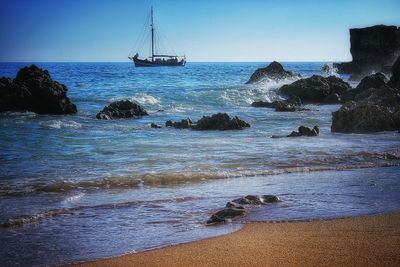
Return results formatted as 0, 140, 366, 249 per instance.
0, 62, 399, 266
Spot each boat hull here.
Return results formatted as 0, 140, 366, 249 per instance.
130, 57, 186, 67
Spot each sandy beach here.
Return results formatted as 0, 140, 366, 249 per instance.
70, 213, 400, 267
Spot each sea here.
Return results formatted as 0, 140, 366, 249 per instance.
0, 62, 399, 267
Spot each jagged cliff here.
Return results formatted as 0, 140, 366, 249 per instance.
334, 25, 400, 80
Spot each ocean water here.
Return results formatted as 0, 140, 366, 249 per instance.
0, 62, 399, 266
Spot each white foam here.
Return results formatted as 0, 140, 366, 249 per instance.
221, 77, 298, 106
112, 93, 161, 106
40, 120, 82, 129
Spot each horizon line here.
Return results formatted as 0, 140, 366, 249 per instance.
0, 60, 349, 64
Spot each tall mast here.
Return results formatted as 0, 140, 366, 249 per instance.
151, 6, 154, 62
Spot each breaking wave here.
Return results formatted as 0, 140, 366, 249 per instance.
1, 150, 399, 197
39, 120, 82, 129
0, 196, 199, 228
111, 93, 161, 106
220, 76, 299, 106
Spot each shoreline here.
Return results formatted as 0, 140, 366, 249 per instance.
69, 213, 400, 267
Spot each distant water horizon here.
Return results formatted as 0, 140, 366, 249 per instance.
1, 62, 399, 266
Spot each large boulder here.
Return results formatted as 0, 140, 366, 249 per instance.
334, 25, 400, 79
388, 56, 400, 89
342, 73, 388, 102
0, 65, 77, 114
96, 100, 148, 119
246, 61, 300, 84
331, 100, 400, 133
193, 113, 250, 130
279, 75, 350, 103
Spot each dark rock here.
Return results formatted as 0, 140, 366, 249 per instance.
287, 125, 320, 137
0, 65, 77, 114
342, 73, 389, 102
232, 195, 280, 205
151, 123, 162, 128
279, 75, 350, 103
165, 118, 192, 129
331, 100, 400, 133
207, 194, 280, 225
206, 206, 246, 225
193, 113, 250, 130
323, 93, 341, 104
96, 100, 148, 119
226, 202, 245, 209
287, 95, 302, 106
388, 56, 400, 89
334, 25, 400, 79
251, 96, 307, 112
246, 61, 300, 84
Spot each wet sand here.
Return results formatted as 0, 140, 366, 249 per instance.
70, 213, 400, 267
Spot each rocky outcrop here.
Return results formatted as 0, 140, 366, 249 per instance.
331, 65, 400, 133
0, 65, 77, 114
193, 113, 250, 130
334, 25, 400, 80
279, 75, 350, 103
388, 56, 400, 89
341, 73, 388, 102
246, 61, 300, 84
331, 97, 400, 133
206, 195, 280, 225
96, 100, 148, 119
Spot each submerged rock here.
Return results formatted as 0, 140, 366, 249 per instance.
206, 206, 246, 225
96, 100, 148, 119
232, 195, 280, 205
0, 65, 77, 114
287, 125, 320, 137
193, 113, 250, 130
279, 75, 350, 103
246, 61, 300, 84
165, 118, 192, 129
206, 195, 280, 225
150, 123, 162, 128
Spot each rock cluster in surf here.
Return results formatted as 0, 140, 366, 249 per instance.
96, 100, 149, 119
206, 195, 280, 225
165, 113, 250, 130
0, 65, 77, 114
331, 57, 400, 133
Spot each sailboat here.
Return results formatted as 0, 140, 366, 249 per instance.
128, 6, 186, 67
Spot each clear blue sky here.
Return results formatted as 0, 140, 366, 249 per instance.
0, 0, 399, 62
